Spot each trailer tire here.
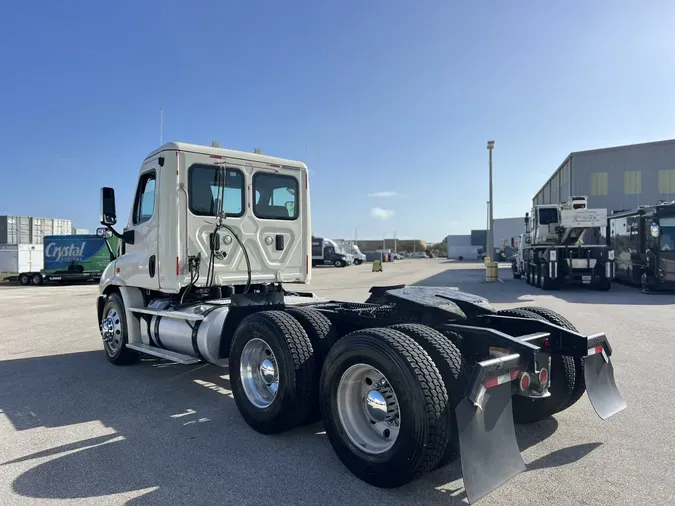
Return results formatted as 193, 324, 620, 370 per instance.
320, 327, 448, 488
18, 273, 30, 286
101, 293, 138, 366
519, 306, 585, 411
285, 307, 340, 423
389, 324, 470, 468
230, 310, 317, 434
30, 273, 43, 285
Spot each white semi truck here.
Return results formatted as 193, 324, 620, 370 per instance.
96, 142, 625, 503
513, 196, 613, 290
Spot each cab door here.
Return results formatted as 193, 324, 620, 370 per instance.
119, 166, 160, 290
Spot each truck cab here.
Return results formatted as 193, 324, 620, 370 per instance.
99, 142, 311, 296
311, 237, 352, 267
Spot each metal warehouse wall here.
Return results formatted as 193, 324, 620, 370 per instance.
492, 217, 524, 247
533, 139, 675, 212
446, 234, 472, 246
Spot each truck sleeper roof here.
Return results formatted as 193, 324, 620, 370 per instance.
144, 142, 308, 170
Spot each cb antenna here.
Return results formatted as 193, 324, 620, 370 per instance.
160, 107, 164, 145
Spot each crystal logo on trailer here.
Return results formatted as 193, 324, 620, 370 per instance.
45, 242, 87, 262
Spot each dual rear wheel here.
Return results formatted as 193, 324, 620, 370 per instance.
229, 311, 471, 488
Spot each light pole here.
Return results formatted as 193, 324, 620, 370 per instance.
487, 140, 495, 262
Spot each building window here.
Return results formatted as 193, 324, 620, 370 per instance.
658, 169, 675, 193
624, 170, 642, 195
590, 172, 608, 196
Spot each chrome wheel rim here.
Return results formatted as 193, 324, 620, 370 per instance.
240, 338, 279, 409
337, 363, 400, 455
101, 308, 123, 355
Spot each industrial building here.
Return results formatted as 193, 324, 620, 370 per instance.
446, 217, 524, 260
533, 138, 675, 212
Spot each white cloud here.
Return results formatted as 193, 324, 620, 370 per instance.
370, 207, 395, 220
367, 191, 399, 197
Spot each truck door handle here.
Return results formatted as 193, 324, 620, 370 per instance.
149, 255, 156, 278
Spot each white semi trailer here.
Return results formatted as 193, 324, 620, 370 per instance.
95, 142, 625, 503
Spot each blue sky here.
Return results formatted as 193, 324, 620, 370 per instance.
1, 1, 675, 242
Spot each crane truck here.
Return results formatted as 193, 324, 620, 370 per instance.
513, 196, 613, 290
96, 142, 626, 504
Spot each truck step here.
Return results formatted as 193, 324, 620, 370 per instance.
129, 307, 205, 321
126, 343, 201, 364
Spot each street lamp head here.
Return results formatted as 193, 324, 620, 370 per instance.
487, 140, 495, 149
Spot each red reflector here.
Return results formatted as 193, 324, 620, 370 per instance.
176, 257, 180, 276
305, 172, 308, 189
483, 376, 499, 389
509, 370, 521, 381
306, 255, 309, 273
594, 345, 603, 354
210, 154, 224, 159
539, 368, 548, 385
543, 337, 551, 352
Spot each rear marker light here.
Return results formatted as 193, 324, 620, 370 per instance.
176, 257, 180, 276
543, 337, 551, 352
519, 372, 531, 391
538, 368, 548, 386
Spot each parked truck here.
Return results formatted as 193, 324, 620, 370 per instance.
608, 201, 675, 290
7, 233, 117, 285
95, 142, 625, 504
516, 196, 613, 290
312, 236, 353, 267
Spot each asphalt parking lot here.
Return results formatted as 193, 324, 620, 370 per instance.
1, 259, 674, 506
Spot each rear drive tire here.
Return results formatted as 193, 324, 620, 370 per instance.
101, 293, 138, 366
496, 308, 576, 423
230, 310, 317, 434
389, 324, 470, 468
285, 307, 340, 423
519, 306, 585, 411
320, 327, 448, 488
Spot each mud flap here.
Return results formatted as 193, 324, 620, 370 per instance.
456, 356, 526, 504
584, 349, 627, 420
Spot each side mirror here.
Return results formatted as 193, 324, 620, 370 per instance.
650, 224, 660, 238
101, 187, 117, 226
96, 227, 112, 238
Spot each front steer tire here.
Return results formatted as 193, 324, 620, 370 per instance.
389, 324, 470, 469
229, 310, 317, 435
320, 327, 448, 488
101, 293, 138, 366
